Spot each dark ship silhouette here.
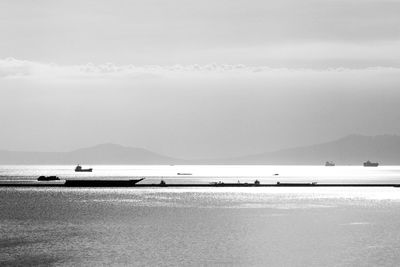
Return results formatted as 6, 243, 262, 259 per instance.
37, 176, 60, 181
64, 178, 145, 187
75, 165, 93, 172
363, 160, 379, 167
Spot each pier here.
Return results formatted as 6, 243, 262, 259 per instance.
0, 180, 399, 188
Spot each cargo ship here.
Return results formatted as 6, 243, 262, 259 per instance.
363, 160, 379, 167
64, 178, 145, 187
75, 165, 93, 172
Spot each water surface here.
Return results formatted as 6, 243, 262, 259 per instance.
1, 165, 400, 266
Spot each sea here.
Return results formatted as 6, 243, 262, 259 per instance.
1, 165, 400, 266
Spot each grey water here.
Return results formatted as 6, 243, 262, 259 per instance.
2, 165, 400, 266
2, 165, 400, 184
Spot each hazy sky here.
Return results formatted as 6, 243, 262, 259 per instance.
1, 0, 400, 158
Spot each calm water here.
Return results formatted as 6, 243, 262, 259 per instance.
1, 165, 400, 184
1, 166, 400, 266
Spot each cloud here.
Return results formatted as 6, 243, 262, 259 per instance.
0, 58, 264, 78
1, 58, 400, 81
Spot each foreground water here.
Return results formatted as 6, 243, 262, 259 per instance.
1, 166, 400, 266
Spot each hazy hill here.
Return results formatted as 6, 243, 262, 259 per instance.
227, 134, 400, 165
1, 135, 400, 165
0, 143, 182, 164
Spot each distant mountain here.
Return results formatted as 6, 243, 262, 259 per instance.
226, 134, 400, 165
0, 143, 183, 164
1, 135, 400, 165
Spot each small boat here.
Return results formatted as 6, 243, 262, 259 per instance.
75, 165, 93, 172
37, 176, 60, 181
363, 160, 379, 167
177, 173, 192, 175
325, 161, 335, 166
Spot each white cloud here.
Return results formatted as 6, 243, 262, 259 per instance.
1, 57, 400, 81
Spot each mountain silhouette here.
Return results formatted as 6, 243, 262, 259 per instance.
226, 134, 400, 165
1, 135, 400, 164
0, 143, 182, 164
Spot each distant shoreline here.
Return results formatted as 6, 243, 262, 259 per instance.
1, 135, 400, 165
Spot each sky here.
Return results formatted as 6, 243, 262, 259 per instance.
0, 0, 400, 159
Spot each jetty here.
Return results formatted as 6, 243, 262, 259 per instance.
0, 179, 399, 188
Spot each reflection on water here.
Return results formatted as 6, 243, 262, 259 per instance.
2, 186, 400, 266
2, 165, 400, 184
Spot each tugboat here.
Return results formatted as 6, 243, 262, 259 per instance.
74, 165, 93, 172
325, 161, 335, 166
363, 160, 379, 167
